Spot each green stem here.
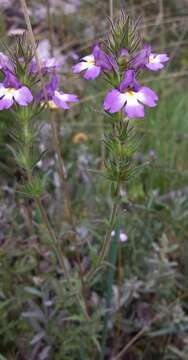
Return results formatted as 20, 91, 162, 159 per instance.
35, 197, 69, 278
86, 185, 120, 282
100, 222, 120, 360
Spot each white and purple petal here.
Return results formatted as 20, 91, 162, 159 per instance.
124, 102, 144, 118
123, 91, 145, 118
146, 62, 164, 71
146, 53, 169, 71
14, 86, 33, 106
81, 54, 95, 63
151, 53, 169, 63
53, 95, 70, 109
124, 93, 145, 118
63, 94, 79, 103
136, 87, 158, 107
104, 89, 126, 113
84, 65, 101, 80
72, 61, 91, 73
53, 91, 79, 109
0, 96, 14, 110
0, 84, 6, 98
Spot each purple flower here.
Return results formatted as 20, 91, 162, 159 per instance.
111, 229, 128, 242
104, 70, 158, 119
146, 52, 169, 71
29, 57, 60, 75
72, 44, 117, 80
131, 44, 169, 71
37, 74, 79, 110
0, 70, 33, 110
0, 52, 14, 72
119, 231, 128, 242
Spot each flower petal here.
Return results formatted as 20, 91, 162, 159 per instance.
146, 62, 164, 71
124, 101, 144, 118
0, 84, 6, 98
93, 44, 117, 71
152, 53, 169, 63
3, 70, 20, 89
53, 95, 69, 109
72, 61, 91, 73
14, 86, 33, 106
84, 65, 101, 80
131, 44, 151, 70
146, 53, 169, 71
124, 91, 144, 118
61, 94, 79, 103
53, 91, 79, 109
0, 96, 13, 110
104, 89, 126, 113
136, 87, 158, 107
81, 54, 94, 62
120, 70, 139, 92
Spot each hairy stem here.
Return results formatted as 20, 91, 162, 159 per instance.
20, 0, 74, 225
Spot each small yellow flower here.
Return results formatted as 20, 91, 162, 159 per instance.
72, 132, 88, 144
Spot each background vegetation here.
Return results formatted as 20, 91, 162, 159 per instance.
0, 0, 188, 359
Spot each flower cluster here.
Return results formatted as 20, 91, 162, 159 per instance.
72, 44, 118, 80
0, 53, 33, 109
0, 40, 79, 111
36, 74, 79, 110
73, 37, 169, 118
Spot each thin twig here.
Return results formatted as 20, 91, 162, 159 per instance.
46, 0, 54, 56
109, 0, 114, 21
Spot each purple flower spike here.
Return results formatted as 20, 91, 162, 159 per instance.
103, 70, 158, 119
0, 70, 33, 110
37, 74, 79, 110
72, 44, 117, 80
